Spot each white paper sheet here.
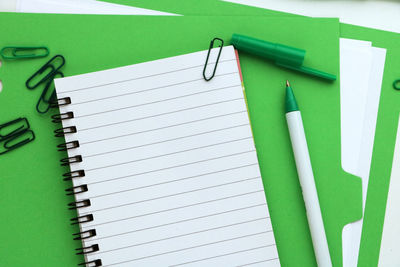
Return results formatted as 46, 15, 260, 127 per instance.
340, 38, 372, 176
378, 114, 400, 266
1, 0, 174, 15
224, 0, 400, 34
340, 38, 372, 267
341, 39, 386, 267
54, 46, 280, 267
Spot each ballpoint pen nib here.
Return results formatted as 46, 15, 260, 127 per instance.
286, 80, 290, 87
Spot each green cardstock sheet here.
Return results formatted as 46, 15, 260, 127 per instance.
0, 14, 361, 266
105, 0, 400, 265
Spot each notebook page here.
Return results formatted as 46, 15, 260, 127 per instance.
54, 46, 279, 267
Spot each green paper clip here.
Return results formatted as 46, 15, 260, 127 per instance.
26, 54, 65, 90
36, 71, 64, 114
231, 34, 336, 81
0, 117, 30, 140
0, 46, 49, 60
393, 79, 400, 90
0, 129, 35, 155
0, 117, 35, 155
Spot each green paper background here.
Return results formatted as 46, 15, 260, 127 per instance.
0, 14, 362, 266
105, 0, 400, 265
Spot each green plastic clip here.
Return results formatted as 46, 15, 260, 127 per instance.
231, 34, 336, 81
0, 46, 49, 60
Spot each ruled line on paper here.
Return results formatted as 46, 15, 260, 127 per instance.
237, 258, 280, 267
85, 150, 257, 185
80, 190, 264, 222
171, 246, 278, 267
85, 137, 253, 172
91, 218, 271, 256
84, 124, 249, 158
88, 176, 260, 203
78, 98, 244, 131
88, 163, 259, 198
69, 74, 239, 106
84, 177, 260, 216
77, 98, 244, 129
80, 110, 247, 145
57, 58, 236, 94
74, 83, 239, 118
103, 231, 272, 266
87, 160, 258, 189
88, 204, 268, 241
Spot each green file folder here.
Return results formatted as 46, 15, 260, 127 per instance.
0, 14, 361, 266
105, 1, 400, 265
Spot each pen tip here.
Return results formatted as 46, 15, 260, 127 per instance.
286, 80, 290, 87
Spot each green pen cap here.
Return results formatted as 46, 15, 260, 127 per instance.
231, 34, 336, 81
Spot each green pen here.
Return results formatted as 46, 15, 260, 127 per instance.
231, 34, 336, 81
285, 81, 332, 267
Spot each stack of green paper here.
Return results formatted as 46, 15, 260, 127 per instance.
105, 1, 400, 266
3, 2, 397, 265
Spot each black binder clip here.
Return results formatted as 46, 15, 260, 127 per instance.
36, 71, 64, 114
26, 54, 65, 90
0, 118, 35, 155
203, 37, 224, 81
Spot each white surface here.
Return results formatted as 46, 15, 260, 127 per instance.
0, 0, 16, 11
1, 0, 173, 15
379, 114, 400, 267
224, 0, 400, 33
340, 39, 386, 267
340, 38, 372, 176
54, 46, 280, 267
286, 110, 332, 267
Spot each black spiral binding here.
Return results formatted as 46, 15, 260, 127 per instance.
52, 97, 102, 267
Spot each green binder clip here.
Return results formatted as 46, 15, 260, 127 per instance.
231, 34, 336, 81
0, 46, 49, 60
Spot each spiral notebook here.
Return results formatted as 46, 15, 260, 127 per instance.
53, 45, 279, 267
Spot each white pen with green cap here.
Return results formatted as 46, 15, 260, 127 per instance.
285, 81, 332, 267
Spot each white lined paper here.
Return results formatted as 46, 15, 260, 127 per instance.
55, 46, 279, 267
